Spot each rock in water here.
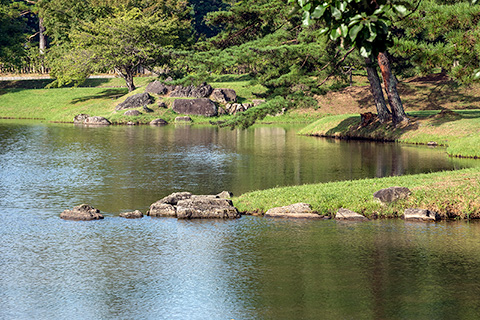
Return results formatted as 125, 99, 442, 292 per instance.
404, 208, 440, 221
264, 203, 323, 219
335, 208, 369, 221
119, 210, 144, 219
60, 204, 104, 221
176, 197, 240, 219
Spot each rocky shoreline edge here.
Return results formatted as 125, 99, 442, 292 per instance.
60, 186, 441, 223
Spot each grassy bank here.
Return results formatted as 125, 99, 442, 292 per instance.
299, 110, 480, 158
233, 167, 480, 220
0, 75, 321, 124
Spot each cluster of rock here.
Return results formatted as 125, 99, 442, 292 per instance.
147, 191, 239, 219
60, 191, 239, 221
116, 92, 153, 111
262, 186, 439, 222
74, 114, 111, 126
60, 186, 439, 223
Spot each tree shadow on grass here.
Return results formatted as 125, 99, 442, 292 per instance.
70, 88, 128, 104
326, 115, 420, 142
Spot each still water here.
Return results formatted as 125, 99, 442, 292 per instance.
1, 120, 480, 319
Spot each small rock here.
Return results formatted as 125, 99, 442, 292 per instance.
60, 204, 104, 221
126, 121, 137, 125
158, 101, 167, 108
210, 88, 237, 103
264, 203, 323, 219
124, 110, 141, 116
73, 114, 90, 124
373, 187, 411, 204
335, 208, 369, 221
175, 116, 192, 122
427, 141, 438, 146
119, 210, 143, 219
216, 191, 233, 199
150, 118, 168, 126
252, 99, 265, 107
143, 106, 153, 113
404, 208, 440, 221
84, 116, 111, 126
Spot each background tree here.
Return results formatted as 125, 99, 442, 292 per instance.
45, 0, 191, 91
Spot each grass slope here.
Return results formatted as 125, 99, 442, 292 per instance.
234, 167, 480, 220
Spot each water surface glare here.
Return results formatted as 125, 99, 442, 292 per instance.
1, 120, 480, 319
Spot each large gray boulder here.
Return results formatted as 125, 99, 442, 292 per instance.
210, 88, 237, 103
145, 80, 169, 95
84, 116, 111, 126
158, 192, 193, 205
60, 204, 104, 221
373, 187, 411, 204
170, 83, 213, 98
404, 208, 440, 221
264, 203, 323, 219
172, 99, 217, 117
176, 197, 240, 219
335, 208, 369, 221
116, 92, 153, 111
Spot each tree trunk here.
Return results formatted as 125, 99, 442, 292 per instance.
39, 16, 46, 73
115, 67, 135, 92
365, 57, 391, 123
377, 52, 408, 124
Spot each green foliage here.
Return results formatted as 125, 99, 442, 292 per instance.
0, 1, 28, 66
291, 0, 417, 59
392, 0, 480, 84
46, 2, 192, 90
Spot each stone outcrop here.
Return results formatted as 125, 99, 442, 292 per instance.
170, 82, 213, 98
74, 114, 90, 124
84, 116, 111, 126
150, 118, 168, 126
225, 103, 254, 115
145, 80, 169, 95
116, 92, 153, 111
172, 99, 217, 117
119, 210, 144, 219
335, 208, 369, 221
60, 204, 104, 221
373, 187, 411, 204
176, 197, 240, 219
404, 208, 440, 221
210, 88, 237, 103
264, 203, 323, 219
124, 110, 141, 116
147, 192, 239, 219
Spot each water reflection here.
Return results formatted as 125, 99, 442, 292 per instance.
1, 121, 480, 319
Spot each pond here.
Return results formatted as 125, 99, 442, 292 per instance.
1, 120, 480, 319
